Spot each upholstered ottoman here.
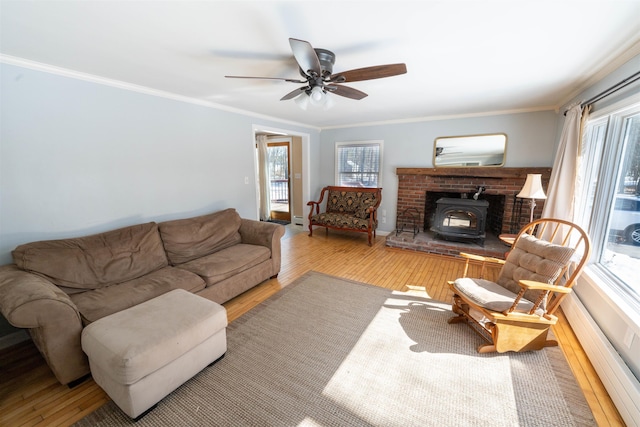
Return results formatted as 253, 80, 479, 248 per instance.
81, 289, 227, 419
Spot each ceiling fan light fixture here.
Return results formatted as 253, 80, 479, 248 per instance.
294, 87, 334, 111
322, 93, 335, 111
294, 92, 309, 110
309, 86, 326, 106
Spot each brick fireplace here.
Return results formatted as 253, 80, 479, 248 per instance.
386, 167, 551, 257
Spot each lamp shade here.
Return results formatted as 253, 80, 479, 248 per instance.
517, 174, 547, 199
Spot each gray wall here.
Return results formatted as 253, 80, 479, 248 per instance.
319, 110, 560, 232
0, 63, 319, 338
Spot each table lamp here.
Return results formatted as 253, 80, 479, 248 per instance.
516, 174, 547, 223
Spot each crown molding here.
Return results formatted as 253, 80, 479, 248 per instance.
321, 105, 558, 131
5, 48, 632, 133
0, 54, 321, 132
557, 36, 640, 109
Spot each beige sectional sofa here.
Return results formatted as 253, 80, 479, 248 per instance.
0, 208, 285, 385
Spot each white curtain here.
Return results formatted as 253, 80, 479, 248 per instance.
257, 135, 271, 221
541, 104, 590, 222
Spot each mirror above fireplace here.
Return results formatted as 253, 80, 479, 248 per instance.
434, 133, 507, 167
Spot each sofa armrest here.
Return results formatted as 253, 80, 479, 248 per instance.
0, 265, 81, 328
239, 219, 285, 248
0, 265, 88, 384
239, 219, 286, 277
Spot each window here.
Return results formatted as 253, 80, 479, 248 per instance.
576, 97, 640, 303
335, 141, 382, 187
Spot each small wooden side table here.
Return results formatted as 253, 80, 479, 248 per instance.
498, 234, 516, 246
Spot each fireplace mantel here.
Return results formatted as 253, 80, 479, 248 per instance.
396, 167, 551, 178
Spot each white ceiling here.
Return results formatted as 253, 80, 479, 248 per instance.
2, 1, 640, 129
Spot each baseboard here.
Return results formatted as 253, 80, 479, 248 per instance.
0, 330, 29, 350
563, 293, 640, 427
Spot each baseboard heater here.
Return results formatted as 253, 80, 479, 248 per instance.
562, 293, 640, 427
293, 215, 303, 226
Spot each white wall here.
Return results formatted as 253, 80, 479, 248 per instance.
0, 63, 319, 337
319, 110, 559, 232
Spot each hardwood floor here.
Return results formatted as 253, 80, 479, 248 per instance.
0, 227, 626, 426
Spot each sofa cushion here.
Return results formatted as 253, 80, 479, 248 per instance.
70, 267, 206, 324
159, 208, 242, 265
12, 223, 168, 290
177, 243, 271, 286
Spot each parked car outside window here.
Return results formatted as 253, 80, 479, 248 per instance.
610, 193, 640, 246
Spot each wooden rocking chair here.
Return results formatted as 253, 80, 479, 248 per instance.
448, 218, 591, 353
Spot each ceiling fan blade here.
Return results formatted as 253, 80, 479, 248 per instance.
225, 75, 306, 83
280, 87, 308, 101
328, 85, 368, 100
330, 63, 407, 83
289, 38, 321, 77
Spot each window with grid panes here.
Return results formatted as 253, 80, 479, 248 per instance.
335, 141, 382, 188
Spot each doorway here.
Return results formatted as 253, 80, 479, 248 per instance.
267, 142, 291, 222
253, 126, 310, 229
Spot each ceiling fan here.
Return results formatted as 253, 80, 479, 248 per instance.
225, 38, 407, 106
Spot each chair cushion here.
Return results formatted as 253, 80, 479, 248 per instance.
311, 213, 375, 230
354, 207, 369, 219
496, 233, 575, 310
326, 190, 379, 216
453, 277, 543, 315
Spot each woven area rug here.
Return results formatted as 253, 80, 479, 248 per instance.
75, 271, 595, 426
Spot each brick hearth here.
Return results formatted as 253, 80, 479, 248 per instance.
386, 167, 552, 257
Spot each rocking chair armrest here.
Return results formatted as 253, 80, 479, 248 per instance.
518, 279, 572, 294
459, 252, 506, 265
458, 252, 505, 279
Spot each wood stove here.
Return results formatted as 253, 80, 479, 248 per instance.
430, 198, 489, 245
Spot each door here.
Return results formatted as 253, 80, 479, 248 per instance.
268, 142, 291, 222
